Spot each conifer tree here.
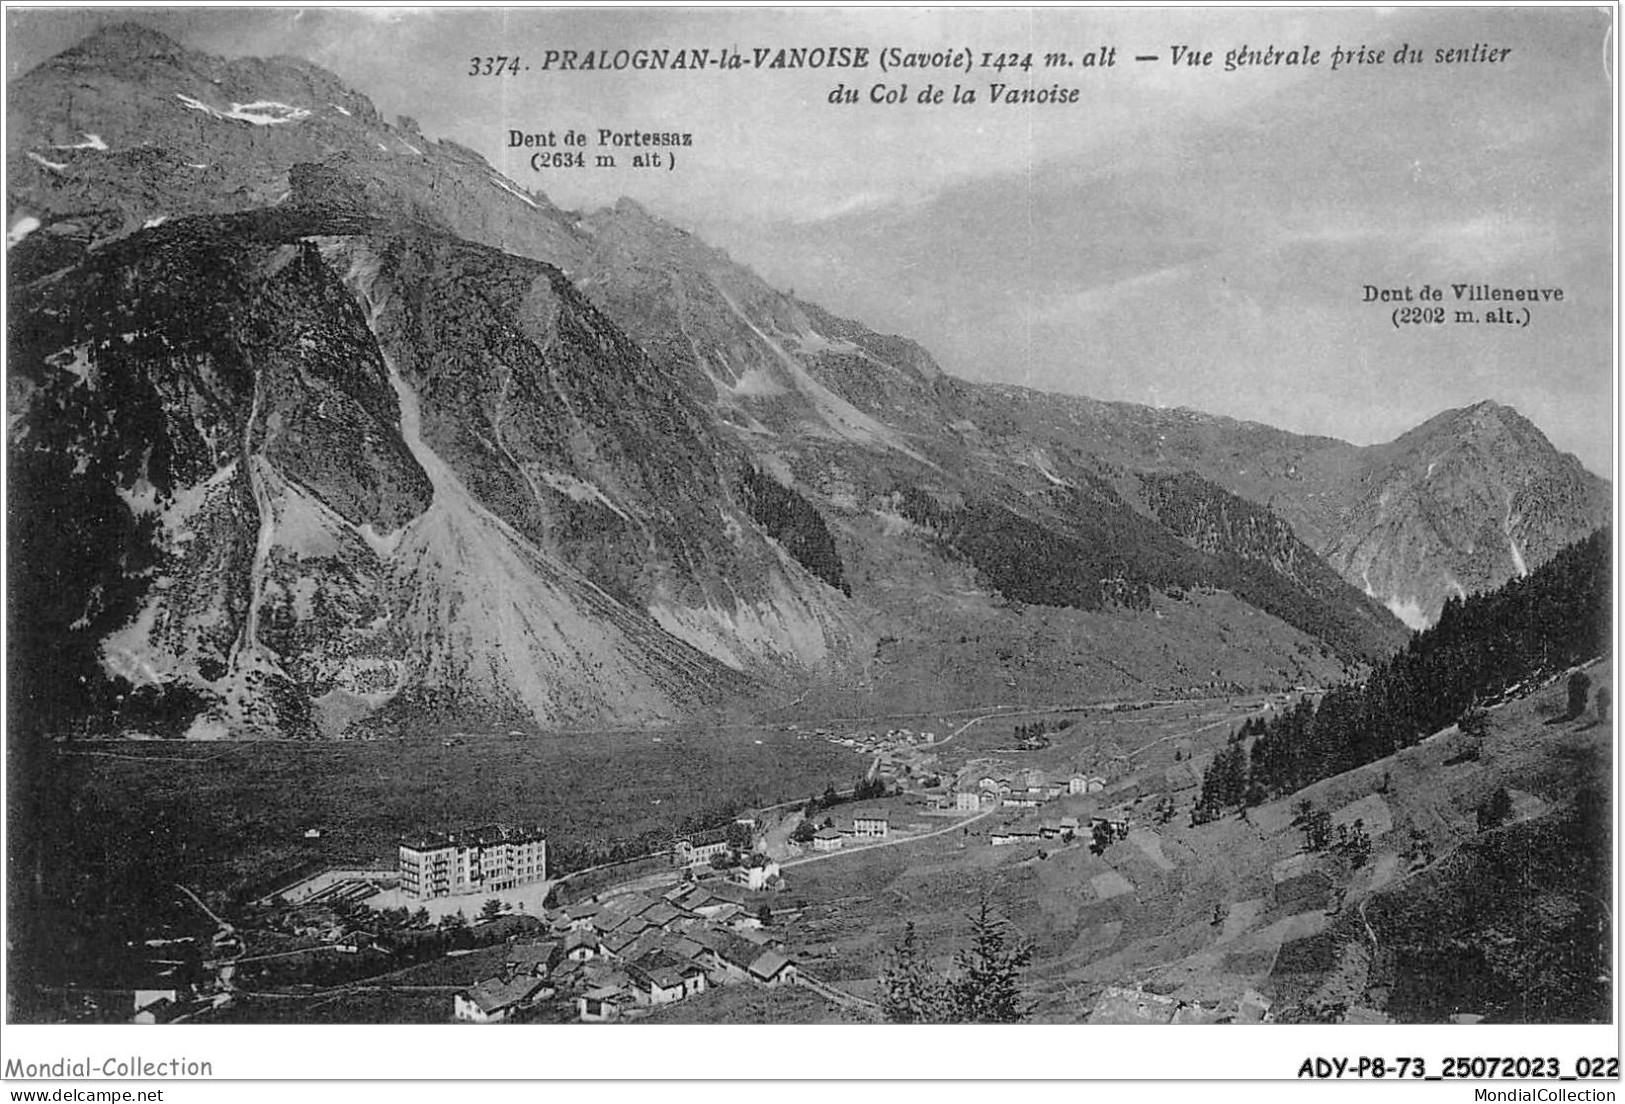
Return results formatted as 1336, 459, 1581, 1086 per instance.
945, 894, 1034, 1023
880, 921, 945, 1023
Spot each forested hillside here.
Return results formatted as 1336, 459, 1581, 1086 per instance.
1196, 527, 1611, 813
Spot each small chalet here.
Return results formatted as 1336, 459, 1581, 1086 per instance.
563, 928, 600, 962
812, 828, 845, 852
709, 931, 767, 980
577, 984, 633, 1023
455, 975, 548, 1024
747, 949, 799, 988
504, 941, 559, 978
629, 950, 707, 1005
955, 790, 981, 812
600, 928, 643, 960
564, 901, 603, 930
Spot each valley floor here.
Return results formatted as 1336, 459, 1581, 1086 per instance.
10, 663, 1610, 1026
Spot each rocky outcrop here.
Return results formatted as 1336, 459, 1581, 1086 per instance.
6, 24, 1607, 738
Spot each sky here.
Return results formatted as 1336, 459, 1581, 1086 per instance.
7, 5, 1617, 474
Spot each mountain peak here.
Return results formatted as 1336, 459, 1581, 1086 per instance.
60, 21, 185, 63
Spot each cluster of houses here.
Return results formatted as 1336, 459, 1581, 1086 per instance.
826, 727, 935, 753
807, 812, 890, 852
990, 812, 1130, 847
452, 879, 800, 1023
953, 769, 1112, 811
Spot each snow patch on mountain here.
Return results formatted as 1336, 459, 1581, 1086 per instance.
1384, 596, 1429, 632
176, 93, 311, 125
53, 133, 109, 151
8, 215, 41, 247
490, 176, 540, 208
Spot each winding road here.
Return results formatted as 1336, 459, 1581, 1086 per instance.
782, 806, 997, 870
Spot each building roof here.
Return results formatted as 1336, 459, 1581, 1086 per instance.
477, 914, 545, 940
465, 975, 545, 1015
565, 901, 602, 921
597, 893, 657, 922
748, 950, 794, 980
601, 929, 642, 956
633, 948, 696, 981
670, 936, 708, 962
712, 931, 767, 970
642, 902, 682, 928
563, 928, 599, 953
403, 823, 546, 851
611, 914, 656, 936
673, 886, 712, 911
677, 825, 731, 848
813, 827, 843, 840
701, 880, 747, 904
506, 941, 558, 968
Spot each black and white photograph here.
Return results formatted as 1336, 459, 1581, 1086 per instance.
2, 1, 1617, 1087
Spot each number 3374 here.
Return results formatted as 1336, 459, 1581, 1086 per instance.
469, 56, 522, 76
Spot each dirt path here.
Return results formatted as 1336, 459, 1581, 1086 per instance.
1126, 714, 1238, 761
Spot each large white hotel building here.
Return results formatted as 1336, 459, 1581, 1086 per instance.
398, 824, 548, 900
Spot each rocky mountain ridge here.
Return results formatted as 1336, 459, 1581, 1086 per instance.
7, 25, 1609, 737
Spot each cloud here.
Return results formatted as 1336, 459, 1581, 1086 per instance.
1012, 263, 1200, 324
1413, 214, 1555, 271
350, 9, 423, 24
